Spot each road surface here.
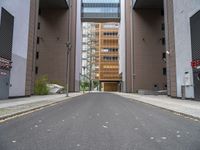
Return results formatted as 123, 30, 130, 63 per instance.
0, 93, 200, 150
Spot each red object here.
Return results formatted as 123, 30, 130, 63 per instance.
0, 57, 12, 70
191, 60, 200, 68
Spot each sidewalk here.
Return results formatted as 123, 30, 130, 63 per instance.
0, 93, 83, 120
114, 92, 200, 120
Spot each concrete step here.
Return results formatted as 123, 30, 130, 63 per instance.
138, 90, 167, 95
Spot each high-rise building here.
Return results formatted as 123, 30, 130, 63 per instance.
81, 22, 121, 91
0, 0, 79, 99
122, 0, 200, 100
98, 23, 121, 91
35, 0, 78, 92
80, 0, 121, 91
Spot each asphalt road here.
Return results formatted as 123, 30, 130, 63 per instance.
0, 93, 200, 150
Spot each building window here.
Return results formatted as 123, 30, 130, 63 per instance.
39, 9, 41, 16
163, 68, 167, 76
36, 52, 39, 59
161, 23, 165, 31
162, 53, 166, 59
161, 9, 164, 16
35, 67, 38, 75
38, 22, 40, 30
37, 37, 40, 44
162, 37, 165, 45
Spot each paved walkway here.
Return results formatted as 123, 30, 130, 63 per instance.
114, 92, 200, 119
0, 93, 82, 109
0, 93, 83, 119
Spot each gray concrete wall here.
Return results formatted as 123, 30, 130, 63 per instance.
25, 0, 39, 96
36, 0, 77, 92
75, 0, 82, 92
164, 0, 177, 97
119, 0, 126, 92
173, 0, 200, 98
69, 0, 78, 92
124, 0, 133, 93
132, 9, 167, 91
0, 0, 31, 97
36, 8, 69, 86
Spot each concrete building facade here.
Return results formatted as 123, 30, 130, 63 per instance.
132, 0, 167, 93
1, 0, 200, 101
35, 0, 79, 92
0, 0, 79, 99
0, 0, 34, 99
122, 0, 200, 100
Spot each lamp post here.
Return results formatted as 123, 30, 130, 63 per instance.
66, 41, 72, 97
66, 0, 72, 97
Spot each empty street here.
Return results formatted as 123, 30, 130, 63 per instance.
0, 93, 200, 150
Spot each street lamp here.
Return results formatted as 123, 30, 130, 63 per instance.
66, 41, 72, 97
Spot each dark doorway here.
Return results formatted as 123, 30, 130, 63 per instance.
190, 10, 200, 101
0, 8, 14, 99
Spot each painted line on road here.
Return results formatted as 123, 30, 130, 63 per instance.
0, 94, 86, 124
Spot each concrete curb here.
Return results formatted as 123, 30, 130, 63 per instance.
114, 93, 200, 122
0, 93, 85, 122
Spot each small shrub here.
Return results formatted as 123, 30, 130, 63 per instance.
34, 75, 49, 95
80, 81, 90, 92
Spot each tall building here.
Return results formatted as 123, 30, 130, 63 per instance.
80, 0, 121, 91
35, 0, 78, 92
125, 0, 167, 93
98, 23, 121, 91
122, 0, 200, 100
0, 0, 36, 99
0, 0, 78, 99
81, 22, 121, 91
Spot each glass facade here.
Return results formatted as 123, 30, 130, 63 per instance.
82, 0, 119, 3
83, 7, 119, 13
81, 0, 120, 21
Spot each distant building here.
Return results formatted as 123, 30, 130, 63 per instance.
81, 22, 98, 90
81, 22, 121, 91
98, 23, 121, 91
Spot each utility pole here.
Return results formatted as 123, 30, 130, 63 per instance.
66, 0, 72, 97
66, 42, 72, 97
89, 45, 92, 91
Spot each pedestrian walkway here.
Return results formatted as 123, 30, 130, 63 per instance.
0, 93, 83, 120
114, 92, 200, 120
